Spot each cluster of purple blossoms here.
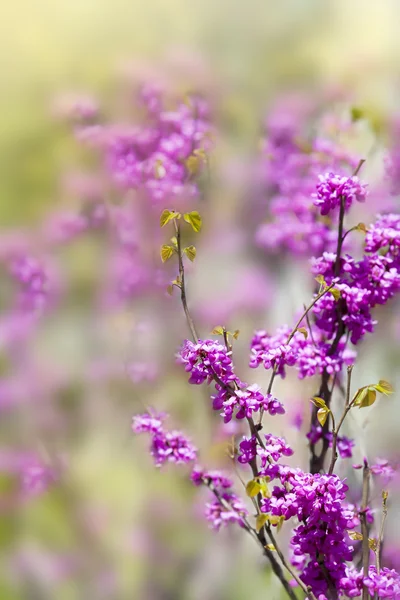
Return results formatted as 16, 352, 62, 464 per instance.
311, 213, 400, 345
178, 339, 284, 422
255, 99, 361, 256
261, 469, 353, 597
79, 85, 213, 206
132, 412, 197, 467
342, 565, 400, 598
191, 466, 248, 531
237, 433, 293, 468
250, 326, 355, 380
313, 172, 367, 216
308, 426, 355, 459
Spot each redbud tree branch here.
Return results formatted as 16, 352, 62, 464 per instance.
171, 218, 308, 600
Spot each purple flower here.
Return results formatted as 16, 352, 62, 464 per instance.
204, 493, 248, 531
370, 459, 395, 481
313, 172, 367, 216
190, 466, 233, 489
132, 412, 197, 467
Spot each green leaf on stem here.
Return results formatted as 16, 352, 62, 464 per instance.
183, 246, 196, 262
256, 514, 269, 532
297, 327, 308, 339
160, 209, 180, 227
311, 397, 328, 410
183, 211, 202, 232
375, 380, 394, 395
160, 245, 174, 262
317, 407, 330, 427
350, 107, 364, 122
246, 479, 262, 498
329, 288, 341, 301
348, 531, 363, 541
211, 326, 224, 335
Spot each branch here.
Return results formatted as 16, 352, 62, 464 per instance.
175, 221, 199, 343
375, 491, 389, 577
360, 460, 371, 600
327, 365, 354, 475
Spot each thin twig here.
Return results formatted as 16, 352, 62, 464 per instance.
375, 491, 389, 577
266, 525, 318, 600
260, 282, 337, 425
360, 460, 371, 600
175, 221, 199, 343
327, 365, 354, 475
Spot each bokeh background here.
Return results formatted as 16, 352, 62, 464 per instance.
1, 1, 400, 598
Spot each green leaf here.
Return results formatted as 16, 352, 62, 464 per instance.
329, 288, 341, 301
246, 479, 262, 498
259, 478, 271, 499
311, 397, 328, 410
268, 515, 285, 531
183, 245, 196, 262
353, 386, 369, 407
297, 327, 308, 339
357, 387, 377, 409
356, 222, 367, 233
160, 245, 174, 263
375, 380, 394, 395
184, 211, 202, 232
166, 284, 174, 295
185, 155, 201, 176
256, 514, 269, 532
351, 107, 364, 122
315, 275, 326, 286
232, 329, 240, 340
211, 326, 224, 335
348, 531, 363, 541
265, 543, 276, 552
317, 407, 330, 426
160, 209, 180, 227
369, 538, 378, 552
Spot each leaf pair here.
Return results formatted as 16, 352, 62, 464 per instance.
352, 380, 393, 409
311, 396, 331, 426
160, 209, 202, 232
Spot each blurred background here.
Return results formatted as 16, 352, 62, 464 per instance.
1, 1, 400, 598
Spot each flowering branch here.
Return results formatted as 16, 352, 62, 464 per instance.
360, 460, 371, 600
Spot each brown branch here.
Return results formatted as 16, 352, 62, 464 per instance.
266, 525, 318, 600
175, 221, 199, 343
376, 491, 389, 577
327, 365, 354, 475
360, 461, 371, 600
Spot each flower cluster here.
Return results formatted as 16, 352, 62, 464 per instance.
178, 339, 284, 422
255, 99, 361, 256
191, 466, 248, 531
261, 469, 353, 597
313, 172, 367, 216
132, 412, 197, 467
82, 87, 213, 206
250, 326, 355, 380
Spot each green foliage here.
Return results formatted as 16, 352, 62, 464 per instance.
353, 380, 394, 409
183, 211, 202, 232
160, 245, 174, 262
160, 210, 181, 227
